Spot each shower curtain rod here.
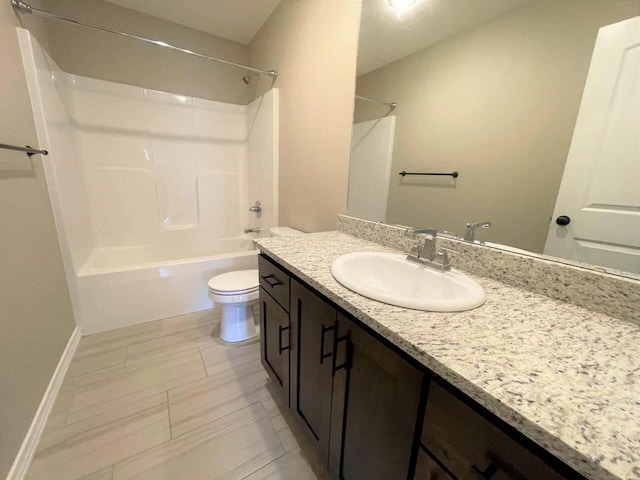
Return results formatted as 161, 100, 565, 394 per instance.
355, 95, 397, 110
11, 0, 278, 81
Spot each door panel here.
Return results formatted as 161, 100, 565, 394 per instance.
290, 280, 336, 463
545, 16, 640, 273
260, 287, 290, 401
331, 313, 424, 480
414, 448, 455, 480
422, 381, 568, 480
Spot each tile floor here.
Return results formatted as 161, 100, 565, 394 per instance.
27, 309, 329, 480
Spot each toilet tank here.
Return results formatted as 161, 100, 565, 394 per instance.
269, 226, 305, 237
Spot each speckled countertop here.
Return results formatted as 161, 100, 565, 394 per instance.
255, 231, 640, 480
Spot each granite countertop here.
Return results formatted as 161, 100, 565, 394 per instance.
255, 231, 640, 480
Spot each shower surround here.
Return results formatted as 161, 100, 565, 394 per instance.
19, 29, 278, 333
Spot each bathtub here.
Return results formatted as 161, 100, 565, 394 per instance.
76, 236, 258, 334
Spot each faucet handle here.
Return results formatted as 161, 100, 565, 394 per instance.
436, 247, 457, 271
404, 228, 427, 256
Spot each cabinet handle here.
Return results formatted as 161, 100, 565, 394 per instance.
278, 325, 290, 353
471, 462, 499, 480
320, 324, 336, 364
261, 274, 283, 288
332, 331, 351, 375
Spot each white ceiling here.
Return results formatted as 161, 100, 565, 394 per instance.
104, 0, 281, 45
358, 0, 535, 75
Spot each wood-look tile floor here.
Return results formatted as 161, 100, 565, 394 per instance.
27, 309, 329, 480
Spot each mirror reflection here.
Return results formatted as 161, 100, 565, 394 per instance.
349, 0, 640, 276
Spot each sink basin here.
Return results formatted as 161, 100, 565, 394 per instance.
331, 252, 486, 312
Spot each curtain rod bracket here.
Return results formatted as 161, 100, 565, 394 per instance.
0, 143, 48, 156
12, 0, 32, 14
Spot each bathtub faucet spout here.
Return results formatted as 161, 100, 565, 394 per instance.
244, 227, 263, 234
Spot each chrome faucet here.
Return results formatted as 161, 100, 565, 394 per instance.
404, 228, 456, 272
464, 220, 492, 242
244, 227, 263, 234
404, 227, 437, 259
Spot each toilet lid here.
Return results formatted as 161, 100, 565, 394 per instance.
208, 269, 259, 294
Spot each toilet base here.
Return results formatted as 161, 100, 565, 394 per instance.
220, 300, 258, 343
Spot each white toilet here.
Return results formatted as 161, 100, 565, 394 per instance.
208, 226, 305, 342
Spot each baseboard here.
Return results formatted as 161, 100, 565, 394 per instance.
5, 327, 81, 480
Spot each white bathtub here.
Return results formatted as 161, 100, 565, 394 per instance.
76, 237, 258, 334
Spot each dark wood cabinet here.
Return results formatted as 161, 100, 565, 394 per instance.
288, 278, 423, 477
259, 286, 290, 401
258, 255, 290, 312
330, 313, 425, 480
415, 448, 455, 480
290, 279, 337, 463
257, 254, 582, 480
421, 380, 570, 480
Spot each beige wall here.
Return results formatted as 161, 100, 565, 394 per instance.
250, 0, 362, 232
355, 0, 640, 252
0, 3, 76, 477
40, 0, 252, 104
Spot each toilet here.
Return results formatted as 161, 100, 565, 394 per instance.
208, 226, 305, 342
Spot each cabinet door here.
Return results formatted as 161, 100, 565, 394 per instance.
260, 287, 290, 401
415, 448, 455, 480
290, 280, 336, 463
422, 381, 570, 480
330, 313, 425, 480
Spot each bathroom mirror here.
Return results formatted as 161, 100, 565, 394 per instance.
348, 0, 640, 277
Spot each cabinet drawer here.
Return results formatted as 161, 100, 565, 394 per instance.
422, 381, 568, 480
414, 448, 454, 480
259, 255, 290, 312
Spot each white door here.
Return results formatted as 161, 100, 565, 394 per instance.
544, 16, 640, 274
347, 116, 396, 222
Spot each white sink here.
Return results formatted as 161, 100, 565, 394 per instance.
331, 252, 486, 312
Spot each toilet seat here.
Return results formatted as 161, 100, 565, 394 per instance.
208, 274, 259, 302
208, 289, 259, 304
208, 269, 258, 293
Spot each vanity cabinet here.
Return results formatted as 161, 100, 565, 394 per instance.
259, 286, 290, 400
415, 448, 455, 480
290, 279, 336, 462
259, 255, 291, 403
258, 254, 290, 310
420, 381, 569, 480
258, 254, 583, 480
289, 274, 424, 478
329, 312, 424, 480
